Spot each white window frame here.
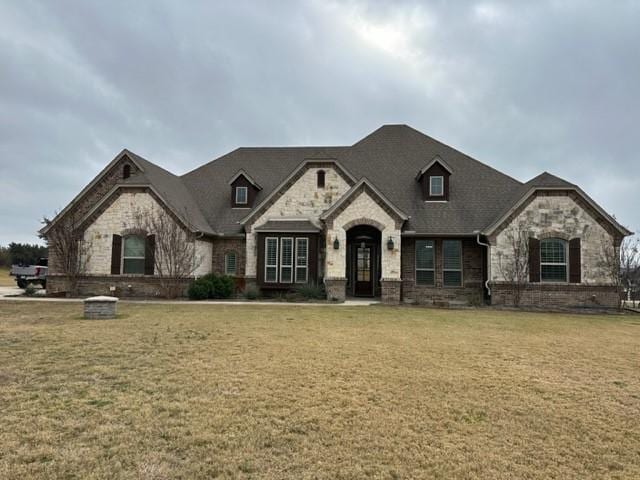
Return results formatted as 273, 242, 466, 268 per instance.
429, 176, 444, 196
264, 237, 278, 283
235, 186, 248, 205
295, 237, 309, 283
224, 251, 237, 276
442, 239, 463, 287
415, 239, 435, 286
280, 237, 294, 284
122, 234, 146, 275
540, 238, 568, 283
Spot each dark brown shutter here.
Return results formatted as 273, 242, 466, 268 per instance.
569, 238, 581, 283
529, 237, 540, 283
111, 234, 122, 274
144, 234, 155, 275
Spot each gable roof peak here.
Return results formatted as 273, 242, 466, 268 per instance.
416, 155, 453, 179
228, 169, 263, 190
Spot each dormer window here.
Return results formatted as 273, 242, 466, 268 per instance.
416, 156, 452, 201
229, 169, 262, 208
429, 176, 443, 196
235, 186, 248, 205
317, 170, 325, 188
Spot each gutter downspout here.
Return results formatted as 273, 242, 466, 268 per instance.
475, 231, 491, 298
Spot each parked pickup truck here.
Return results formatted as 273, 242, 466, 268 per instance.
10, 258, 48, 289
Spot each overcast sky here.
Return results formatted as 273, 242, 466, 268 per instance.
1, 0, 638, 245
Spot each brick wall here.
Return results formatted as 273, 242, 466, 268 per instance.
401, 237, 485, 305
491, 282, 620, 308
47, 274, 191, 298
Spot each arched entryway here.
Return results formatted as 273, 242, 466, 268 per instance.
346, 225, 382, 297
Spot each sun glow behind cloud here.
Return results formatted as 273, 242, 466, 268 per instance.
318, 1, 431, 63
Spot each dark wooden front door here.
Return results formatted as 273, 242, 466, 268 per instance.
354, 244, 374, 296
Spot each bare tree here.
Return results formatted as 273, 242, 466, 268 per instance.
597, 233, 640, 309
41, 209, 92, 296
130, 206, 202, 298
496, 222, 530, 306
620, 234, 640, 307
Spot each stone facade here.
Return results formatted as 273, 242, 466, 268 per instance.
83, 191, 162, 274
325, 190, 402, 280
245, 166, 351, 278
490, 191, 615, 284
194, 240, 213, 277
401, 237, 485, 305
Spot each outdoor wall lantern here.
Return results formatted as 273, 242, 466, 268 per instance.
387, 236, 395, 250
333, 237, 340, 250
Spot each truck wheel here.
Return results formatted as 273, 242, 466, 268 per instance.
17, 279, 27, 289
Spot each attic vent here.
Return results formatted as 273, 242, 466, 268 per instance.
123, 164, 131, 179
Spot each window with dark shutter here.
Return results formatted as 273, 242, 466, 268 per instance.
529, 237, 540, 282
111, 234, 122, 274
569, 238, 581, 283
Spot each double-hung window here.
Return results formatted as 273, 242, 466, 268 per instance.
280, 238, 294, 283
429, 176, 444, 196
295, 238, 309, 283
415, 240, 435, 285
540, 238, 567, 282
123, 235, 145, 274
235, 186, 248, 205
265, 237, 279, 283
443, 240, 462, 287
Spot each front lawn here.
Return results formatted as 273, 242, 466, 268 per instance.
1, 302, 638, 479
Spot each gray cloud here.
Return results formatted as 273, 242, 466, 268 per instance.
1, 0, 638, 244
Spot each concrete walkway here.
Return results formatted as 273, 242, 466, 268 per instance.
0, 286, 380, 307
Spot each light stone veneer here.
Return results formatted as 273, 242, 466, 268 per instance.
83, 192, 209, 275
245, 167, 351, 277
325, 190, 401, 279
491, 193, 614, 284
194, 240, 213, 277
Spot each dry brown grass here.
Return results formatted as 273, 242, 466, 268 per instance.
1, 302, 639, 479
0, 267, 14, 286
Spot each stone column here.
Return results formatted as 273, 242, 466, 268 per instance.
325, 277, 347, 302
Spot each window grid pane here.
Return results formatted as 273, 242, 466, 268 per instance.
295, 238, 308, 283
236, 187, 248, 204
265, 238, 278, 283
443, 271, 462, 287
225, 252, 237, 275
123, 236, 145, 257
123, 258, 145, 274
280, 238, 293, 283
416, 240, 435, 285
443, 240, 462, 287
430, 176, 443, 196
540, 239, 567, 282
